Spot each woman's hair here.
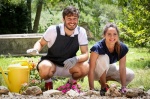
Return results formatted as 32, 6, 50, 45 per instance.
103, 23, 121, 58
62, 5, 79, 19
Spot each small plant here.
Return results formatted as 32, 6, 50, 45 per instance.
19, 83, 28, 94
56, 80, 81, 94
19, 69, 44, 94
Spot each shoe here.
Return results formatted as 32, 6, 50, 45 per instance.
45, 81, 53, 90
100, 84, 109, 96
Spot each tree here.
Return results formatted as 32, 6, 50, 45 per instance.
28, 0, 61, 33
117, 0, 150, 47
32, 0, 43, 33
27, 0, 32, 33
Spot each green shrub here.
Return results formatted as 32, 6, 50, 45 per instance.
0, 1, 29, 34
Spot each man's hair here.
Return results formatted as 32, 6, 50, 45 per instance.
62, 5, 79, 18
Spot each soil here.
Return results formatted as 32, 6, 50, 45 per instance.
0, 93, 149, 99
0, 89, 150, 99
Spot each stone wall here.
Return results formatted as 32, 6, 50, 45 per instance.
0, 34, 47, 55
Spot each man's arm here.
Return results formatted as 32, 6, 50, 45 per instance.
33, 37, 47, 52
77, 45, 89, 62
27, 37, 47, 55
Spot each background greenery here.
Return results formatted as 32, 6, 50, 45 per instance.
0, 0, 150, 47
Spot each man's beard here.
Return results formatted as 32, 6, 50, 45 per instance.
64, 23, 77, 31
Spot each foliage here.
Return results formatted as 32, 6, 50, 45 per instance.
80, 3, 121, 40
38, 0, 122, 40
36, 0, 150, 47
118, 0, 150, 47
0, 1, 29, 34
1, 0, 149, 47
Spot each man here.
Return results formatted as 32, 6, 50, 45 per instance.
27, 5, 89, 91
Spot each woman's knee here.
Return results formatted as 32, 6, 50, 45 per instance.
126, 69, 135, 85
96, 55, 110, 72
97, 54, 109, 65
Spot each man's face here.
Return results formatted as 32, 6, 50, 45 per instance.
63, 14, 78, 31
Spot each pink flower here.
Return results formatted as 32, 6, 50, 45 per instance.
75, 89, 80, 93
71, 80, 77, 84
61, 85, 66, 89
62, 89, 67, 94
57, 87, 61, 90
56, 80, 81, 94
77, 84, 81, 89
65, 83, 71, 88
71, 85, 77, 89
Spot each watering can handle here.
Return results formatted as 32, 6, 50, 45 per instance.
11, 60, 28, 64
0, 66, 11, 89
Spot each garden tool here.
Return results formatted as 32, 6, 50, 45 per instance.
0, 64, 30, 93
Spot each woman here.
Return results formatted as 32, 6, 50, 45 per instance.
88, 23, 134, 96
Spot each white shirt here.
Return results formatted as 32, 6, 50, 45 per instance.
43, 23, 88, 48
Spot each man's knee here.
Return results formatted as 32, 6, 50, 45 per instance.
71, 62, 89, 79
81, 62, 89, 74
38, 60, 55, 80
38, 65, 50, 79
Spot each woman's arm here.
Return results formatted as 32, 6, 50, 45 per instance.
119, 55, 127, 87
88, 52, 99, 90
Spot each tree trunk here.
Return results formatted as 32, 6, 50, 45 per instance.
27, 0, 32, 33
32, 0, 43, 33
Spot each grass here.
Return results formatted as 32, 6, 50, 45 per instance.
126, 47, 150, 69
0, 43, 150, 91
125, 47, 150, 91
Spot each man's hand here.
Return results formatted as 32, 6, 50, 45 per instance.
120, 86, 127, 94
63, 56, 78, 69
26, 48, 39, 55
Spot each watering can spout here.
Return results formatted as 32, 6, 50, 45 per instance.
0, 67, 11, 89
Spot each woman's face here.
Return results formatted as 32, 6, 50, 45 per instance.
104, 27, 119, 46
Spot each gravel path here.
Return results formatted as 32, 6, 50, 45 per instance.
0, 86, 150, 99
0, 90, 150, 99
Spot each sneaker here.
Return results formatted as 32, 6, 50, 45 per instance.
100, 84, 109, 96
45, 81, 53, 90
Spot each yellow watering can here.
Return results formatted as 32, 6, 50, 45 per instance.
0, 60, 30, 93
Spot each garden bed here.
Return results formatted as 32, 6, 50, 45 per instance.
0, 87, 150, 99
